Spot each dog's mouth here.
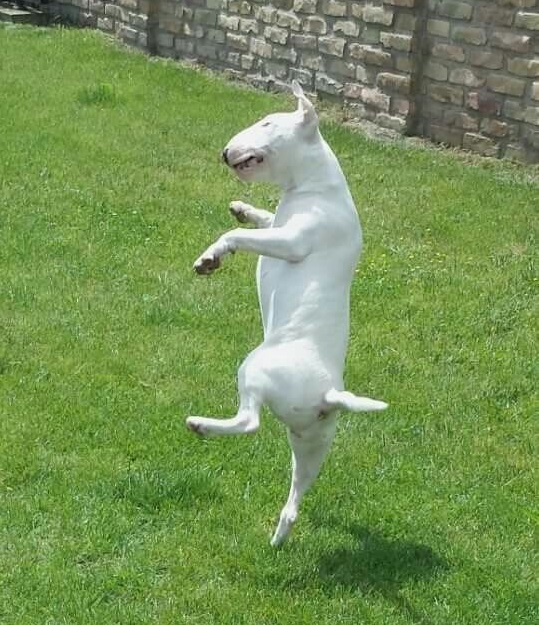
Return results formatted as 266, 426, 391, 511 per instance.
230, 154, 265, 174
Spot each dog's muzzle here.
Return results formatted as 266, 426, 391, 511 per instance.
222, 148, 230, 166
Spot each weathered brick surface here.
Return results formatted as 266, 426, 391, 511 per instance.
50, 0, 539, 162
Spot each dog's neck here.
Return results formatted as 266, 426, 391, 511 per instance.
273, 131, 347, 195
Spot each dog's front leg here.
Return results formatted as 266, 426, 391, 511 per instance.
230, 201, 274, 229
194, 214, 314, 275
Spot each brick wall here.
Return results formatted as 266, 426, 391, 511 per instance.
48, 0, 539, 162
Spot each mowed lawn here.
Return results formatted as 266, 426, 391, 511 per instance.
0, 24, 537, 625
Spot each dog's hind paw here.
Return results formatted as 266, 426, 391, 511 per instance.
186, 416, 209, 436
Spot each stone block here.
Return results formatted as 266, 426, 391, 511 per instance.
272, 0, 294, 9
277, 10, 302, 31
429, 125, 464, 146
256, 5, 277, 23
380, 32, 413, 52
424, 61, 449, 82
240, 18, 258, 34
319, 36, 346, 57
206, 28, 226, 44
503, 100, 525, 121
264, 26, 288, 45
300, 52, 325, 70
273, 45, 298, 63
453, 26, 487, 45
194, 9, 217, 27
303, 16, 327, 34
383, 0, 416, 7
480, 119, 511, 137
344, 83, 363, 99
250, 38, 273, 58
218, 14, 240, 30
470, 50, 504, 69
361, 87, 391, 112
427, 19, 450, 37
350, 44, 392, 67
328, 59, 357, 78
444, 110, 479, 130
377, 72, 411, 94
396, 13, 417, 32
473, 5, 514, 26
290, 67, 313, 87
322, 0, 347, 17
315, 73, 344, 94
432, 43, 465, 62
333, 20, 360, 37
463, 133, 500, 157
449, 68, 485, 87
376, 113, 407, 132
515, 11, 539, 30
227, 33, 249, 50
487, 74, 527, 96
532, 82, 539, 101
439, 1, 473, 20
428, 83, 464, 105
490, 30, 531, 53
363, 6, 394, 26
228, 0, 252, 14
525, 107, 539, 125
293, 0, 317, 13
292, 34, 318, 49
265, 61, 288, 79
507, 57, 539, 77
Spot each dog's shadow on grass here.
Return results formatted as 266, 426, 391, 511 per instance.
273, 518, 449, 625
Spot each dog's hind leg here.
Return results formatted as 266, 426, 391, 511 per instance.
230, 201, 274, 229
324, 388, 388, 413
271, 417, 337, 547
186, 393, 261, 437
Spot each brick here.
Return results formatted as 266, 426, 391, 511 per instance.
293, 0, 317, 12
322, 0, 347, 17
432, 43, 465, 62
315, 73, 344, 94
328, 59, 356, 78
463, 133, 500, 157
240, 18, 258, 34
427, 19, 450, 37
290, 67, 313, 87
376, 113, 407, 132
377, 72, 411, 94
507, 57, 539, 77
264, 26, 288, 45
474, 5, 514, 26
193, 9, 217, 26
333, 20, 360, 37
532, 82, 539, 101
303, 16, 327, 34
218, 14, 240, 30
503, 100, 525, 121
515, 11, 539, 29
470, 50, 504, 69
525, 107, 539, 125
380, 32, 413, 52
319, 36, 346, 57
450, 68, 485, 87
490, 31, 531, 53
227, 33, 249, 50
363, 6, 394, 26
424, 61, 449, 82
250, 38, 273, 58
481, 119, 511, 137
445, 111, 479, 130
428, 83, 464, 105
273, 45, 298, 63
439, 1, 473, 20
453, 26, 487, 45
349, 44, 392, 67
361, 87, 391, 112
300, 52, 324, 70
276, 10, 302, 31
487, 74, 527, 96
344, 83, 363, 99
292, 34, 318, 49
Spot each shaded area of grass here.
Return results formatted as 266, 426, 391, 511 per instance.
0, 24, 537, 625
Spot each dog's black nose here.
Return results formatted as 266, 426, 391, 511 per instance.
222, 148, 229, 165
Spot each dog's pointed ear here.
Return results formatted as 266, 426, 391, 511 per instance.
291, 80, 317, 126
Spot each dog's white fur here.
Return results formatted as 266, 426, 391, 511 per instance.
187, 82, 387, 546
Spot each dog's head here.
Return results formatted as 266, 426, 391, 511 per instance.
222, 81, 319, 184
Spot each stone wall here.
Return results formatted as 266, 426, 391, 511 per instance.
48, 0, 539, 162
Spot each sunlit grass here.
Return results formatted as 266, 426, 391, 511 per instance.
0, 24, 537, 625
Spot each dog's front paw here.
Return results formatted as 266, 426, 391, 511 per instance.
229, 201, 250, 224
186, 416, 209, 436
193, 252, 221, 275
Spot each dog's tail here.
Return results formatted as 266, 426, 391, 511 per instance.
324, 388, 388, 413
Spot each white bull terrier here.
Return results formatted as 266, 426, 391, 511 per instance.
187, 82, 387, 546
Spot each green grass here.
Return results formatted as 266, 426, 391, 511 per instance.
0, 24, 537, 625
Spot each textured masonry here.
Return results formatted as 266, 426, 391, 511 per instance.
49, 0, 539, 162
